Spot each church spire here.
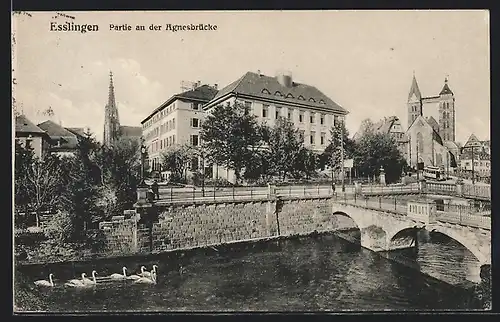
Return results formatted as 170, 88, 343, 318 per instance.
439, 75, 454, 96
408, 72, 422, 101
103, 71, 121, 146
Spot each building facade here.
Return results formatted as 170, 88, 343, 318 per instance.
37, 120, 85, 157
141, 83, 218, 179
203, 70, 349, 181
15, 114, 51, 158
405, 74, 460, 170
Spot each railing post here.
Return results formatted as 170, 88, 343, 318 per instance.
170, 187, 173, 202
344, 193, 346, 204
192, 187, 195, 201
303, 186, 306, 196
354, 192, 357, 203
213, 185, 216, 200
289, 186, 291, 197
232, 185, 235, 201
250, 187, 253, 200
379, 196, 381, 209
317, 185, 320, 196
394, 197, 397, 210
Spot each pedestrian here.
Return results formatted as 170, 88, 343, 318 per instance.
151, 179, 160, 200
332, 182, 336, 193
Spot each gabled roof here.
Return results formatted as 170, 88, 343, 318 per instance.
141, 84, 218, 124
66, 127, 86, 137
407, 115, 443, 146
408, 74, 422, 101
15, 115, 45, 134
439, 79, 454, 96
425, 116, 440, 133
37, 120, 83, 151
120, 125, 142, 138
464, 133, 481, 148
207, 71, 348, 114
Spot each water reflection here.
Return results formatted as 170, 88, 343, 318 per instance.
15, 233, 483, 312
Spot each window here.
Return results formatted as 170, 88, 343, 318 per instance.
334, 115, 339, 125
244, 101, 252, 109
262, 89, 270, 94
286, 93, 294, 98
320, 114, 325, 125
298, 95, 305, 100
263, 105, 269, 118
474, 162, 479, 166
310, 114, 315, 123
310, 131, 316, 145
190, 135, 199, 146
321, 133, 326, 145
299, 130, 305, 142
190, 157, 199, 171
275, 91, 282, 97
172, 118, 176, 129
172, 135, 176, 144
319, 99, 325, 104
309, 98, 316, 102
192, 103, 199, 110
275, 107, 281, 119
299, 111, 304, 123
191, 118, 199, 128
288, 109, 293, 119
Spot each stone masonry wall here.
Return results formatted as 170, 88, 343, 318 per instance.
100, 218, 137, 254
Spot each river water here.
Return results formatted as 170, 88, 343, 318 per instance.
15, 232, 486, 312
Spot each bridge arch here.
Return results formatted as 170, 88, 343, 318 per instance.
331, 211, 362, 231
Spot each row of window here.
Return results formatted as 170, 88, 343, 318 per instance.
149, 135, 176, 154
253, 102, 337, 125
298, 130, 327, 146
143, 102, 201, 129
159, 118, 177, 135
260, 89, 326, 104
463, 161, 490, 167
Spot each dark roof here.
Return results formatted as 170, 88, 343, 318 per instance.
120, 125, 142, 138
141, 85, 218, 124
207, 71, 348, 114
439, 81, 454, 96
408, 75, 422, 100
37, 120, 83, 151
66, 127, 86, 137
425, 116, 440, 133
15, 115, 45, 134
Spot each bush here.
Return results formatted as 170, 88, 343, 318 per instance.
43, 210, 75, 244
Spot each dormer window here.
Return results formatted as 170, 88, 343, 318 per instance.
274, 91, 282, 97
319, 99, 325, 104
286, 93, 294, 99
309, 98, 316, 102
261, 89, 271, 94
298, 95, 305, 100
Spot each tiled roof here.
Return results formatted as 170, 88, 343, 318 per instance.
37, 120, 83, 150
15, 115, 45, 134
142, 85, 218, 124
208, 71, 348, 114
66, 127, 86, 137
120, 125, 142, 138
425, 116, 440, 133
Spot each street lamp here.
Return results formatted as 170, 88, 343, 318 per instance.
340, 119, 345, 192
140, 144, 147, 186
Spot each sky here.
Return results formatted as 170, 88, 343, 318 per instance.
12, 10, 490, 144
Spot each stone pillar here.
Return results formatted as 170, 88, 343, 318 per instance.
418, 179, 427, 193
379, 167, 386, 185
354, 182, 362, 195
266, 199, 280, 237
267, 184, 276, 198
456, 181, 464, 197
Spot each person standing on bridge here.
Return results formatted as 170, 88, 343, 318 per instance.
151, 179, 160, 200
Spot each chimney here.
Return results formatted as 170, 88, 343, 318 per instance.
276, 70, 293, 88
214, 83, 218, 90
257, 69, 261, 76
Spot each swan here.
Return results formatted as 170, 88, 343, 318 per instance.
67, 273, 86, 285
134, 270, 156, 284
140, 265, 158, 278
34, 273, 54, 287
127, 268, 142, 281
82, 270, 97, 285
110, 266, 128, 279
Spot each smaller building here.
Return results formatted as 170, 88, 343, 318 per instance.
37, 120, 85, 157
15, 115, 51, 158
459, 150, 490, 177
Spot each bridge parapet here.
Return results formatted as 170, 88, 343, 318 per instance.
407, 201, 437, 224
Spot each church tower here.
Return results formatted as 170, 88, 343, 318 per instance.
438, 77, 455, 142
103, 71, 121, 146
407, 72, 423, 129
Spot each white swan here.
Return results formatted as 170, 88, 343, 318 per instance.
34, 273, 54, 287
110, 266, 128, 279
67, 273, 86, 285
127, 268, 142, 281
134, 270, 156, 284
82, 270, 97, 285
140, 265, 158, 278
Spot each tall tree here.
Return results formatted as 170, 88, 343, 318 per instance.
266, 117, 304, 180
320, 121, 356, 175
161, 144, 195, 183
200, 101, 264, 183
354, 131, 406, 183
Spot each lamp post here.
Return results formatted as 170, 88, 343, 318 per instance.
341, 119, 345, 192
140, 143, 147, 186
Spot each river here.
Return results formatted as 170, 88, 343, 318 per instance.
15, 232, 486, 312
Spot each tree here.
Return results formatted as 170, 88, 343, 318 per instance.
266, 117, 304, 180
292, 147, 319, 179
14, 141, 35, 214
354, 131, 407, 183
320, 121, 356, 177
161, 144, 195, 183
200, 101, 265, 183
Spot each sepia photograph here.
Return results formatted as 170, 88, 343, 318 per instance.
12, 10, 491, 312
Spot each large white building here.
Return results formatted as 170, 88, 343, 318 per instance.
141, 83, 218, 179
203, 70, 349, 181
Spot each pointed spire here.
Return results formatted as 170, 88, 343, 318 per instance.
108, 70, 116, 107
439, 75, 453, 96
104, 71, 121, 146
408, 72, 422, 101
